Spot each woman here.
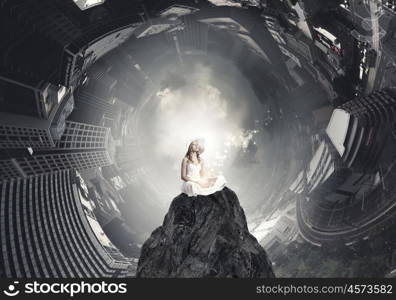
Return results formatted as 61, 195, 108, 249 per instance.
180, 139, 226, 197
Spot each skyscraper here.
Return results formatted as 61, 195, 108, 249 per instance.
326, 88, 396, 173
295, 88, 396, 245
0, 84, 74, 149
0, 169, 134, 278
0, 121, 115, 180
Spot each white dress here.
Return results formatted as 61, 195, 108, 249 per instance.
181, 162, 226, 197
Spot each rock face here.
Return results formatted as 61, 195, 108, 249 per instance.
136, 187, 275, 278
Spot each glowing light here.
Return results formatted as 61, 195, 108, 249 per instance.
153, 77, 247, 169
131, 59, 271, 207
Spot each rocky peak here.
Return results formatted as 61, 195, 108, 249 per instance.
136, 187, 275, 278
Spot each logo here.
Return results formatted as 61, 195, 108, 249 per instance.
3, 281, 20, 297
2, 281, 127, 297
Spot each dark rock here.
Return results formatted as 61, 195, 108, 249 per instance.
136, 186, 275, 278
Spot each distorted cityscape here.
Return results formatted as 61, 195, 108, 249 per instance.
1, 0, 396, 278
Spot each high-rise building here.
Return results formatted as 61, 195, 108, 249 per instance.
259, 214, 299, 260
2, 151, 112, 179
0, 169, 134, 278
55, 121, 110, 150
326, 88, 396, 173
294, 89, 396, 201
0, 85, 74, 149
0, 121, 115, 180
294, 88, 396, 246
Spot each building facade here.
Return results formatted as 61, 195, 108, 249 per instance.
0, 121, 114, 181
0, 169, 133, 278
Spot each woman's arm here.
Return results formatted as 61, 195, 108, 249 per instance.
181, 157, 188, 181
200, 158, 206, 178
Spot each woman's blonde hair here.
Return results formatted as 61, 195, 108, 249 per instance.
184, 140, 204, 163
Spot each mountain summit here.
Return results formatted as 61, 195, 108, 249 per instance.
136, 186, 275, 278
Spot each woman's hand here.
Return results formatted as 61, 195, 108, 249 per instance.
201, 181, 211, 188
208, 177, 217, 185
198, 177, 216, 188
